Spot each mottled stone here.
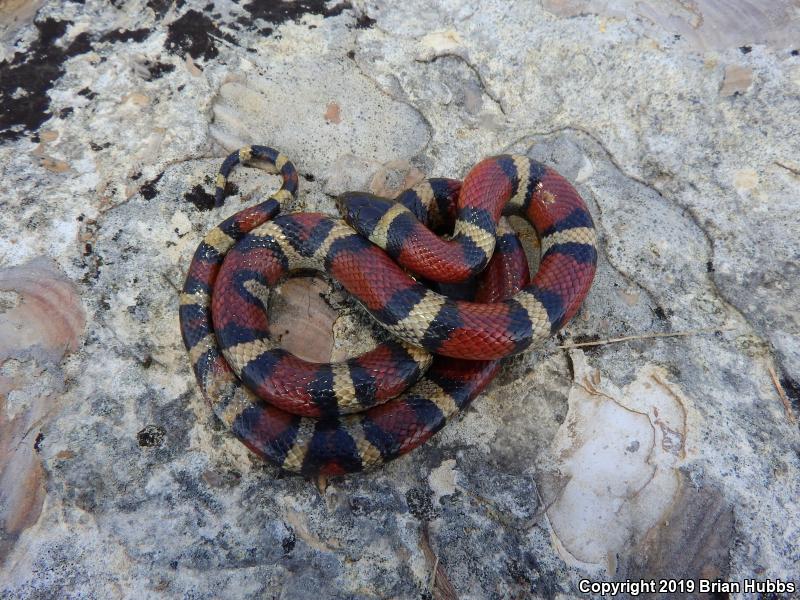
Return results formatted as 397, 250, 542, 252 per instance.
1, 0, 799, 597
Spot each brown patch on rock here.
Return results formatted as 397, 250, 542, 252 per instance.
619, 474, 735, 597
0, 0, 45, 46
38, 155, 70, 173
0, 257, 85, 563
324, 101, 341, 124
39, 130, 58, 142
369, 159, 425, 198
121, 92, 151, 107
720, 65, 753, 96
0, 258, 85, 356
268, 276, 336, 362
0, 421, 45, 561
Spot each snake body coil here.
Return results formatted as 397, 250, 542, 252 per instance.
180, 146, 596, 475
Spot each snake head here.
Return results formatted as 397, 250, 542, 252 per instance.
336, 191, 396, 237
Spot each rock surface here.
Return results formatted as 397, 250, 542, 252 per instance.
1, 1, 799, 598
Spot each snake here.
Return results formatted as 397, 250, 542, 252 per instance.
179, 145, 596, 475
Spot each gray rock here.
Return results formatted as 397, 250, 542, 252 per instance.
1, 0, 798, 598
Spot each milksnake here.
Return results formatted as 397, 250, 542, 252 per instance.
179, 146, 596, 475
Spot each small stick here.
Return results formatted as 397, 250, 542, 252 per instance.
314, 473, 329, 494
161, 272, 181, 293
429, 554, 440, 594
768, 365, 797, 424
774, 161, 800, 177
558, 326, 732, 349
420, 524, 457, 600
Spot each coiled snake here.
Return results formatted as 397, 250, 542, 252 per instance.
179, 146, 596, 476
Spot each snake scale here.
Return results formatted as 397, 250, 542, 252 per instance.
179, 145, 597, 476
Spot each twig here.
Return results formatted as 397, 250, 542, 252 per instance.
161, 272, 181, 293
774, 161, 800, 177
768, 365, 797, 424
420, 524, 458, 600
558, 326, 733, 349
314, 473, 329, 494
429, 554, 440, 593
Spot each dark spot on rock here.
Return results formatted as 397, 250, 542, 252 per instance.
34, 432, 44, 452
625, 440, 640, 453
349, 495, 377, 515
281, 529, 296, 554
68, 32, 93, 55
140, 172, 164, 200
137, 424, 166, 447
506, 557, 533, 588
242, 0, 350, 23
169, 560, 178, 570
99, 28, 152, 44
144, 60, 176, 80
706, 260, 715, 273
653, 306, 668, 321
224, 182, 239, 197
184, 184, 215, 211
569, 333, 600, 345
89, 141, 111, 151
78, 86, 96, 99
353, 12, 375, 28
405, 487, 435, 521
346, 50, 355, 60
739, 45, 752, 54
532, 572, 560, 598
302, 172, 315, 182
60, 107, 74, 118
165, 9, 232, 61
780, 375, 799, 409
0, 19, 93, 141
83, 243, 93, 256
147, 0, 173, 17
791, 49, 799, 56
142, 355, 153, 369
202, 468, 241, 488
131, 171, 142, 180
